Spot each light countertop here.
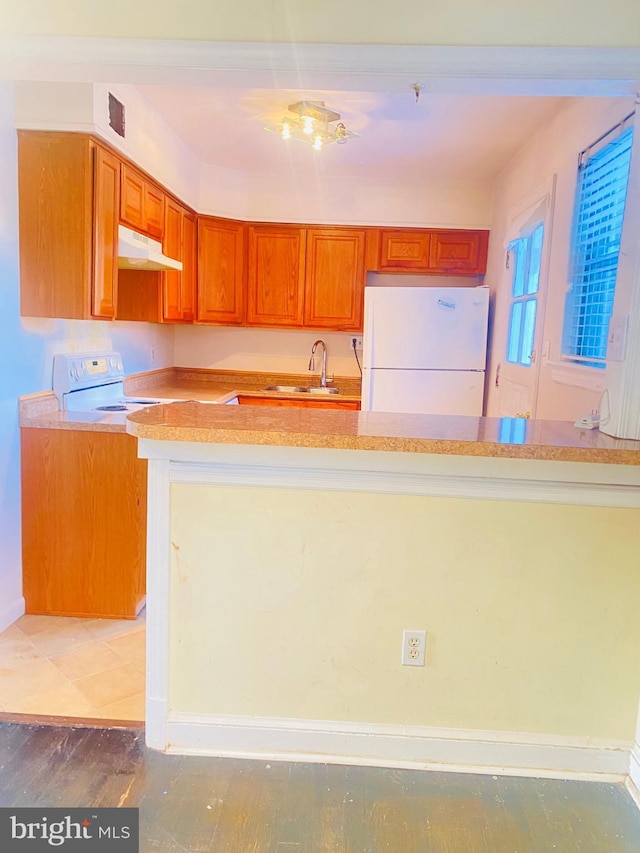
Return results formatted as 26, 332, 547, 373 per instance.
126, 400, 640, 465
18, 369, 362, 432
20, 368, 640, 464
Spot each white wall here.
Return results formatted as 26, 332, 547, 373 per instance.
240, 174, 491, 229
484, 96, 636, 420
0, 81, 173, 632
14, 81, 203, 210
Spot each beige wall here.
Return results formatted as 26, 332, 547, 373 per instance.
173, 325, 361, 377
2, 1, 640, 47
169, 483, 640, 741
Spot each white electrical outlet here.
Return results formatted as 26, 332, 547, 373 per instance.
401, 629, 426, 667
351, 336, 363, 350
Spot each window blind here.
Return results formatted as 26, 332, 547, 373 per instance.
562, 123, 634, 364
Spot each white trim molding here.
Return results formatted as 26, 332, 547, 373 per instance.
165, 712, 630, 781
170, 458, 640, 507
627, 744, 640, 810
0, 595, 25, 635
145, 458, 172, 752
630, 742, 640, 789
1, 38, 639, 96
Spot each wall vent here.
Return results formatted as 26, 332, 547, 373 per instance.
108, 93, 125, 137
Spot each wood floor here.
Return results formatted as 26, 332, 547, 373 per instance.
1, 722, 639, 851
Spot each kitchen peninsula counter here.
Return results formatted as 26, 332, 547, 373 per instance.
135, 398, 640, 772
126, 401, 640, 466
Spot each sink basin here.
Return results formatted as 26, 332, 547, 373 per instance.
264, 385, 340, 395
265, 385, 311, 393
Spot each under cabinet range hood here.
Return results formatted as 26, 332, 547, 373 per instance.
117, 224, 183, 272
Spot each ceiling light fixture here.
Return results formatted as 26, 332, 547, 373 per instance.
265, 100, 359, 150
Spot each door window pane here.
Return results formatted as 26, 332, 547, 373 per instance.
506, 225, 544, 366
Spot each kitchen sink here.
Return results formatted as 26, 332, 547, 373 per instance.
264, 385, 340, 395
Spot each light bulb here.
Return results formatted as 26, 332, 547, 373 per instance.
313, 135, 323, 151
302, 115, 314, 135
280, 121, 291, 140
334, 122, 348, 144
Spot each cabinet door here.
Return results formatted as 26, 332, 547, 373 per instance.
120, 163, 145, 232
181, 212, 197, 322
18, 131, 94, 319
198, 217, 245, 324
120, 163, 164, 239
162, 198, 184, 321
92, 145, 120, 319
304, 228, 366, 330
246, 225, 305, 327
162, 201, 197, 323
379, 229, 431, 270
429, 230, 489, 274
144, 182, 165, 239
21, 428, 147, 619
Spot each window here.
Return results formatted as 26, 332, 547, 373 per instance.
506, 223, 544, 366
562, 118, 634, 366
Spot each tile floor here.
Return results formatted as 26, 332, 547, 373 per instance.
0, 611, 145, 721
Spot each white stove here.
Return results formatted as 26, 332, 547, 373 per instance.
53, 352, 175, 414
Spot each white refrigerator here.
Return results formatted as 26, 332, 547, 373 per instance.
361, 281, 490, 416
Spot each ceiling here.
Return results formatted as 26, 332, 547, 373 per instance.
135, 86, 571, 182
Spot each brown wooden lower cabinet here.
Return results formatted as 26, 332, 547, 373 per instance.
236, 395, 360, 410
21, 428, 147, 619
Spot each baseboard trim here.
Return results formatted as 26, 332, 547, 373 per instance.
627, 741, 640, 796
0, 596, 25, 634
164, 713, 629, 781
626, 777, 640, 812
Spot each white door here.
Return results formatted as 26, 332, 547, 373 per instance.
488, 177, 556, 419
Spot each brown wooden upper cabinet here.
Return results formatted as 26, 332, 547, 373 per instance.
197, 216, 245, 325
304, 228, 366, 330
120, 163, 165, 240
18, 131, 120, 320
162, 198, 196, 323
92, 146, 121, 320
428, 230, 489, 274
246, 225, 306, 327
378, 228, 489, 274
379, 229, 431, 271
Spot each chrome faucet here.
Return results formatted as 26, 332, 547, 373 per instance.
308, 339, 331, 387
